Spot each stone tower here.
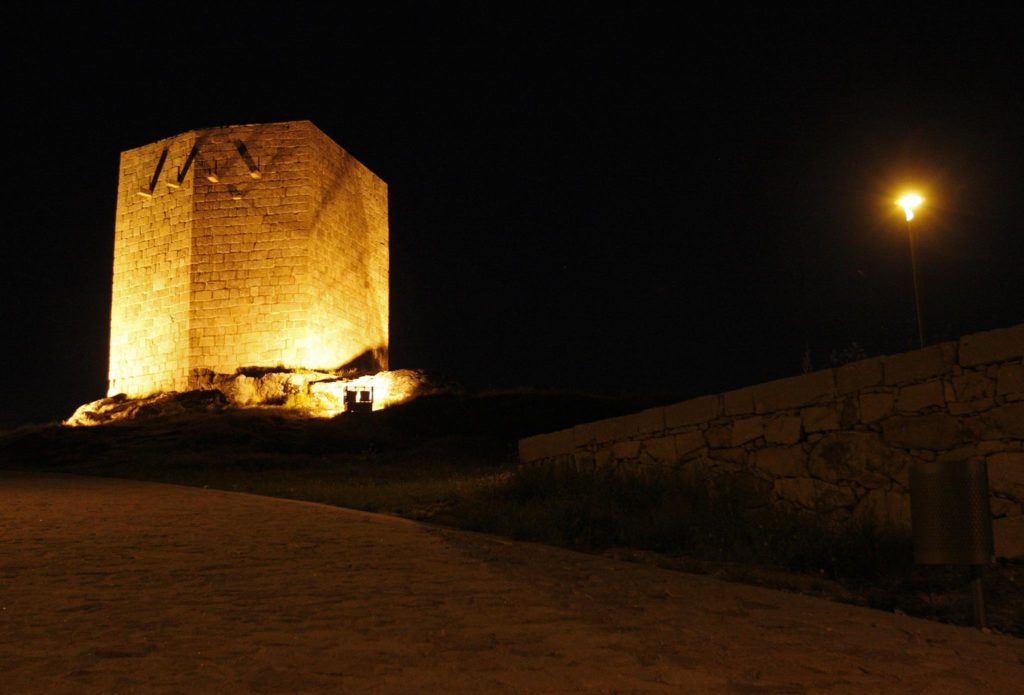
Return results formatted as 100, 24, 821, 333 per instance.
108, 121, 389, 397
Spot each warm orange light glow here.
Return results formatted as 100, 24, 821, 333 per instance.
897, 193, 924, 221
306, 370, 422, 417
107, 122, 389, 399
69, 369, 426, 426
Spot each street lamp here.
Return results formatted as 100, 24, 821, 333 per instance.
897, 193, 926, 348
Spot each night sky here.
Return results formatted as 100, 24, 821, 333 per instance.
3, 7, 1023, 429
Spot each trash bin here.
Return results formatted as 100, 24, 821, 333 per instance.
909, 458, 993, 629
909, 459, 993, 565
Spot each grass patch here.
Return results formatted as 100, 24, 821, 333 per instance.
447, 463, 1024, 635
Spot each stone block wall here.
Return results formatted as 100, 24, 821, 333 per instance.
188, 123, 313, 374
108, 121, 388, 397
306, 125, 389, 371
109, 133, 196, 396
519, 323, 1024, 559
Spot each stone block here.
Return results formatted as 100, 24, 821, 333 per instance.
859, 392, 894, 423
836, 357, 883, 394
752, 446, 807, 477
943, 381, 956, 402
839, 395, 859, 429
959, 323, 1024, 367
751, 369, 835, 414
569, 449, 592, 468
994, 515, 1024, 559
519, 428, 573, 463
882, 342, 956, 386
936, 446, 979, 463
674, 430, 706, 458
572, 421, 599, 448
613, 412, 648, 439
808, 431, 911, 486
996, 363, 1024, 397
948, 399, 995, 416
710, 447, 748, 465
801, 406, 840, 432
637, 407, 666, 434
881, 413, 964, 450
592, 414, 642, 444
991, 497, 1020, 517
612, 440, 642, 460
987, 453, 1024, 499
723, 387, 754, 416
664, 395, 721, 428
731, 416, 764, 446
896, 380, 946, 412
643, 436, 677, 464
817, 481, 859, 511
764, 415, 802, 445
966, 402, 1024, 441
952, 372, 994, 402
977, 440, 1024, 455
705, 425, 731, 449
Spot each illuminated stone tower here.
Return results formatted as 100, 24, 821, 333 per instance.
108, 121, 389, 397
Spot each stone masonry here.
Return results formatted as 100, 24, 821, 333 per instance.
108, 121, 388, 397
519, 323, 1024, 559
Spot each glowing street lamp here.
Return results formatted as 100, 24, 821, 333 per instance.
897, 193, 926, 348
897, 193, 923, 221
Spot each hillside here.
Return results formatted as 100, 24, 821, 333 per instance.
2, 389, 1021, 636
0, 390, 649, 513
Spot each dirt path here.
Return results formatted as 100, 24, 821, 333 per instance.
1, 471, 1022, 693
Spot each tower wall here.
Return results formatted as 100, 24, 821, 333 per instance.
107, 121, 389, 398
108, 133, 196, 397
307, 125, 389, 371
187, 122, 314, 374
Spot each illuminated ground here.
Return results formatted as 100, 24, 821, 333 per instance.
2, 471, 1022, 693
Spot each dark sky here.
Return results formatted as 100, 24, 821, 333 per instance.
3, 6, 1023, 428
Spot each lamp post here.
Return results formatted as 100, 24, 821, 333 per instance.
897, 193, 926, 348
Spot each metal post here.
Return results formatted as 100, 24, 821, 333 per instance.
972, 566, 987, 630
907, 218, 926, 348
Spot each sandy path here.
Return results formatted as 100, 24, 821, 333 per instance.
1, 471, 1021, 694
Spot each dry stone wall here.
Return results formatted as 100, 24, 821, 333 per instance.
519, 323, 1024, 559
108, 121, 388, 398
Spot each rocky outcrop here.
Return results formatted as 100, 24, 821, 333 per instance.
67, 369, 428, 426
66, 390, 230, 426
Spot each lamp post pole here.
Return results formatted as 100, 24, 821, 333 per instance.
906, 216, 926, 349
898, 194, 926, 348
